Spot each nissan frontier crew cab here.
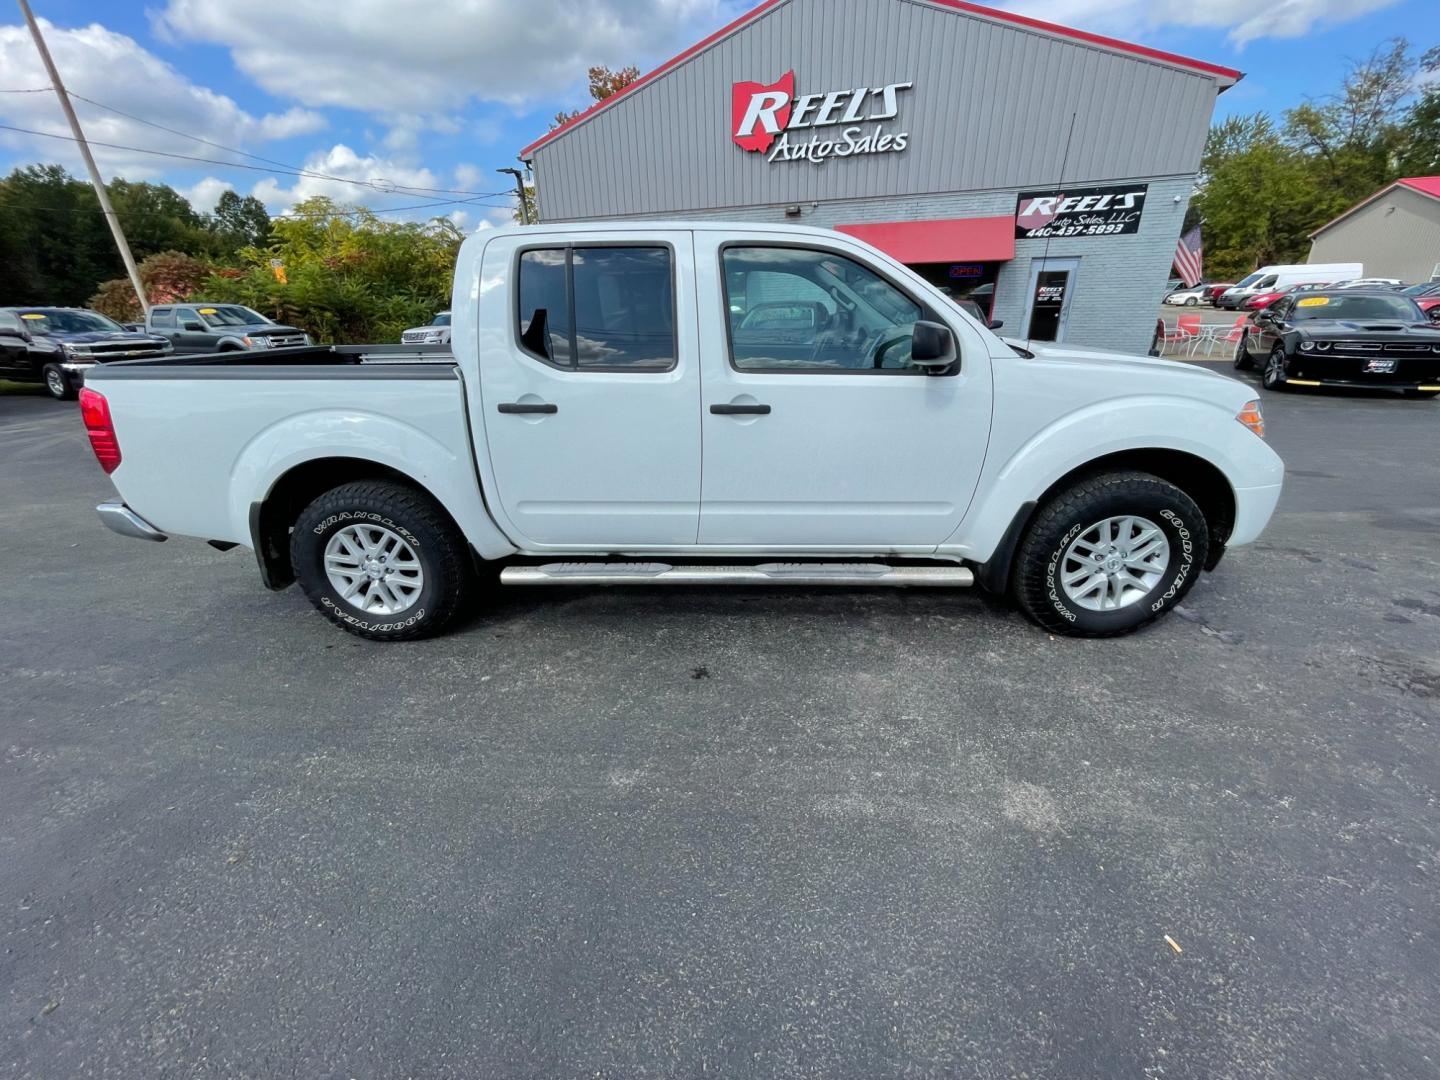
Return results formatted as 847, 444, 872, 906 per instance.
79, 222, 1284, 640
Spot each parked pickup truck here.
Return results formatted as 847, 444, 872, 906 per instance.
0, 306, 171, 399
80, 221, 1284, 640
145, 302, 310, 352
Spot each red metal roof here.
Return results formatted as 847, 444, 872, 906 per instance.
519, 0, 1243, 160
1399, 176, 1440, 200
835, 216, 1016, 263
1309, 177, 1440, 238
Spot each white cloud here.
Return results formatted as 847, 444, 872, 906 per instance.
1001, 0, 1403, 49
250, 142, 446, 213
0, 19, 325, 180
156, 0, 747, 114
181, 175, 234, 213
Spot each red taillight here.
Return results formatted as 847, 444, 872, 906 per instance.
78, 388, 121, 474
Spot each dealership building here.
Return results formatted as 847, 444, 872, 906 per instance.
519, 0, 1241, 356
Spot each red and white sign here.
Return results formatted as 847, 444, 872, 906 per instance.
731, 72, 913, 164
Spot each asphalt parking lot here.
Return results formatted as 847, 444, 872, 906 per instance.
2, 373, 1438, 1079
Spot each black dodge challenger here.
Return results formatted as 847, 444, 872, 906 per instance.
1234, 290, 1440, 398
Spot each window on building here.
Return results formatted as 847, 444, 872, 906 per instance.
518, 246, 676, 370
151, 308, 175, 328
722, 246, 924, 372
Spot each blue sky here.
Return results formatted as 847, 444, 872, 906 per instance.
0, 0, 1432, 231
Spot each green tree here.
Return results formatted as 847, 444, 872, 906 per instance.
1283, 39, 1417, 219
196, 197, 464, 343
1193, 115, 1320, 278
208, 189, 272, 251
1395, 46, 1440, 175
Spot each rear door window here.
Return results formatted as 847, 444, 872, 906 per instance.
517, 246, 675, 371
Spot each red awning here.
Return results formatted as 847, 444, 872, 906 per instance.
835, 216, 1016, 264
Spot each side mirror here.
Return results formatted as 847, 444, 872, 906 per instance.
182, 321, 205, 331
987, 318, 1004, 331
910, 320, 955, 372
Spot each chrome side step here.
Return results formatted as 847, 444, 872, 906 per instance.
499, 562, 974, 588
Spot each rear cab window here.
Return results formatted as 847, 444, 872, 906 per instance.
151, 308, 175, 328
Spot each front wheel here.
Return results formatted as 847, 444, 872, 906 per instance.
1262, 347, 1290, 391
42, 363, 76, 400
1185, 296, 1198, 306
1233, 331, 1253, 370
1012, 471, 1209, 637
1403, 389, 1439, 400
290, 480, 475, 640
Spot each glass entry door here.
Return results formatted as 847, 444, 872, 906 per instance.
1024, 257, 1079, 342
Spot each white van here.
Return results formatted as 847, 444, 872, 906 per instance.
1216, 263, 1362, 309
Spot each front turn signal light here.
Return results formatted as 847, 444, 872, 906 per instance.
1236, 399, 1265, 439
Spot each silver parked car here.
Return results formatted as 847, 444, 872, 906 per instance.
400, 311, 451, 345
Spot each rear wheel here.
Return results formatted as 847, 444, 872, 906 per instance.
42, 363, 76, 400
1262, 346, 1290, 391
1012, 471, 1208, 637
290, 480, 474, 640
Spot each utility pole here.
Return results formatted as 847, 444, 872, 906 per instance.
19, 0, 148, 313
498, 167, 530, 225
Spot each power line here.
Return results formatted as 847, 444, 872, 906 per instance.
0, 121, 514, 204
0, 86, 54, 93
66, 92, 509, 200
0, 194, 498, 221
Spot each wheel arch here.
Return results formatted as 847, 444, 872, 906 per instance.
248, 456, 482, 590
976, 448, 1237, 594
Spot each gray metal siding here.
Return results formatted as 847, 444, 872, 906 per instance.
529, 0, 1222, 220
1309, 188, 1440, 283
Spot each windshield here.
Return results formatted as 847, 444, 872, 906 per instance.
17, 309, 125, 334
1234, 271, 1266, 288
1292, 294, 1423, 321
1401, 283, 1440, 296
431, 313, 451, 327
196, 305, 269, 327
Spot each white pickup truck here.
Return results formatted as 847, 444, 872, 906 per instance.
80, 221, 1283, 640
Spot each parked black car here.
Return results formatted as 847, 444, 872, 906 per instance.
1233, 290, 1440, 397
0, 307, 171, 399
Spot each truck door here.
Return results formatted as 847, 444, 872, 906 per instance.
473, 231, 702, 548
693, 234, 993, 548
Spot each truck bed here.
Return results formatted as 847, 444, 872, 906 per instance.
92, 342, 456, 373
81, 344, 484, 551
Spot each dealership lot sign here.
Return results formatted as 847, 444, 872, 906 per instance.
1015, 184, 1149, 239
732, 72, 913, 164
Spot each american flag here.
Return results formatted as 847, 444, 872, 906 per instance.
1174, 226, 1204, 287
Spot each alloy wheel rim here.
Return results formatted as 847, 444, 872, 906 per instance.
1059, 515, 1171, 612
46, 369, 64, 395
1266, 353, 1284, 386
324, 524, 424, 615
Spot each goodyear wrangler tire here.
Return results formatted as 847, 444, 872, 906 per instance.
1012, 471, 1209, 637
291, 480, 473, 641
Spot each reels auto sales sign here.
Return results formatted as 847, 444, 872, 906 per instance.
1014, 183, 1148, 239
732, 71, 913, 164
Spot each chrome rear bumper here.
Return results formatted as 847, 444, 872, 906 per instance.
96, 500, 167, 542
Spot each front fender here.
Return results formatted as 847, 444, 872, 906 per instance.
941, 395, 1284, 562
229, 409, 515, 559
